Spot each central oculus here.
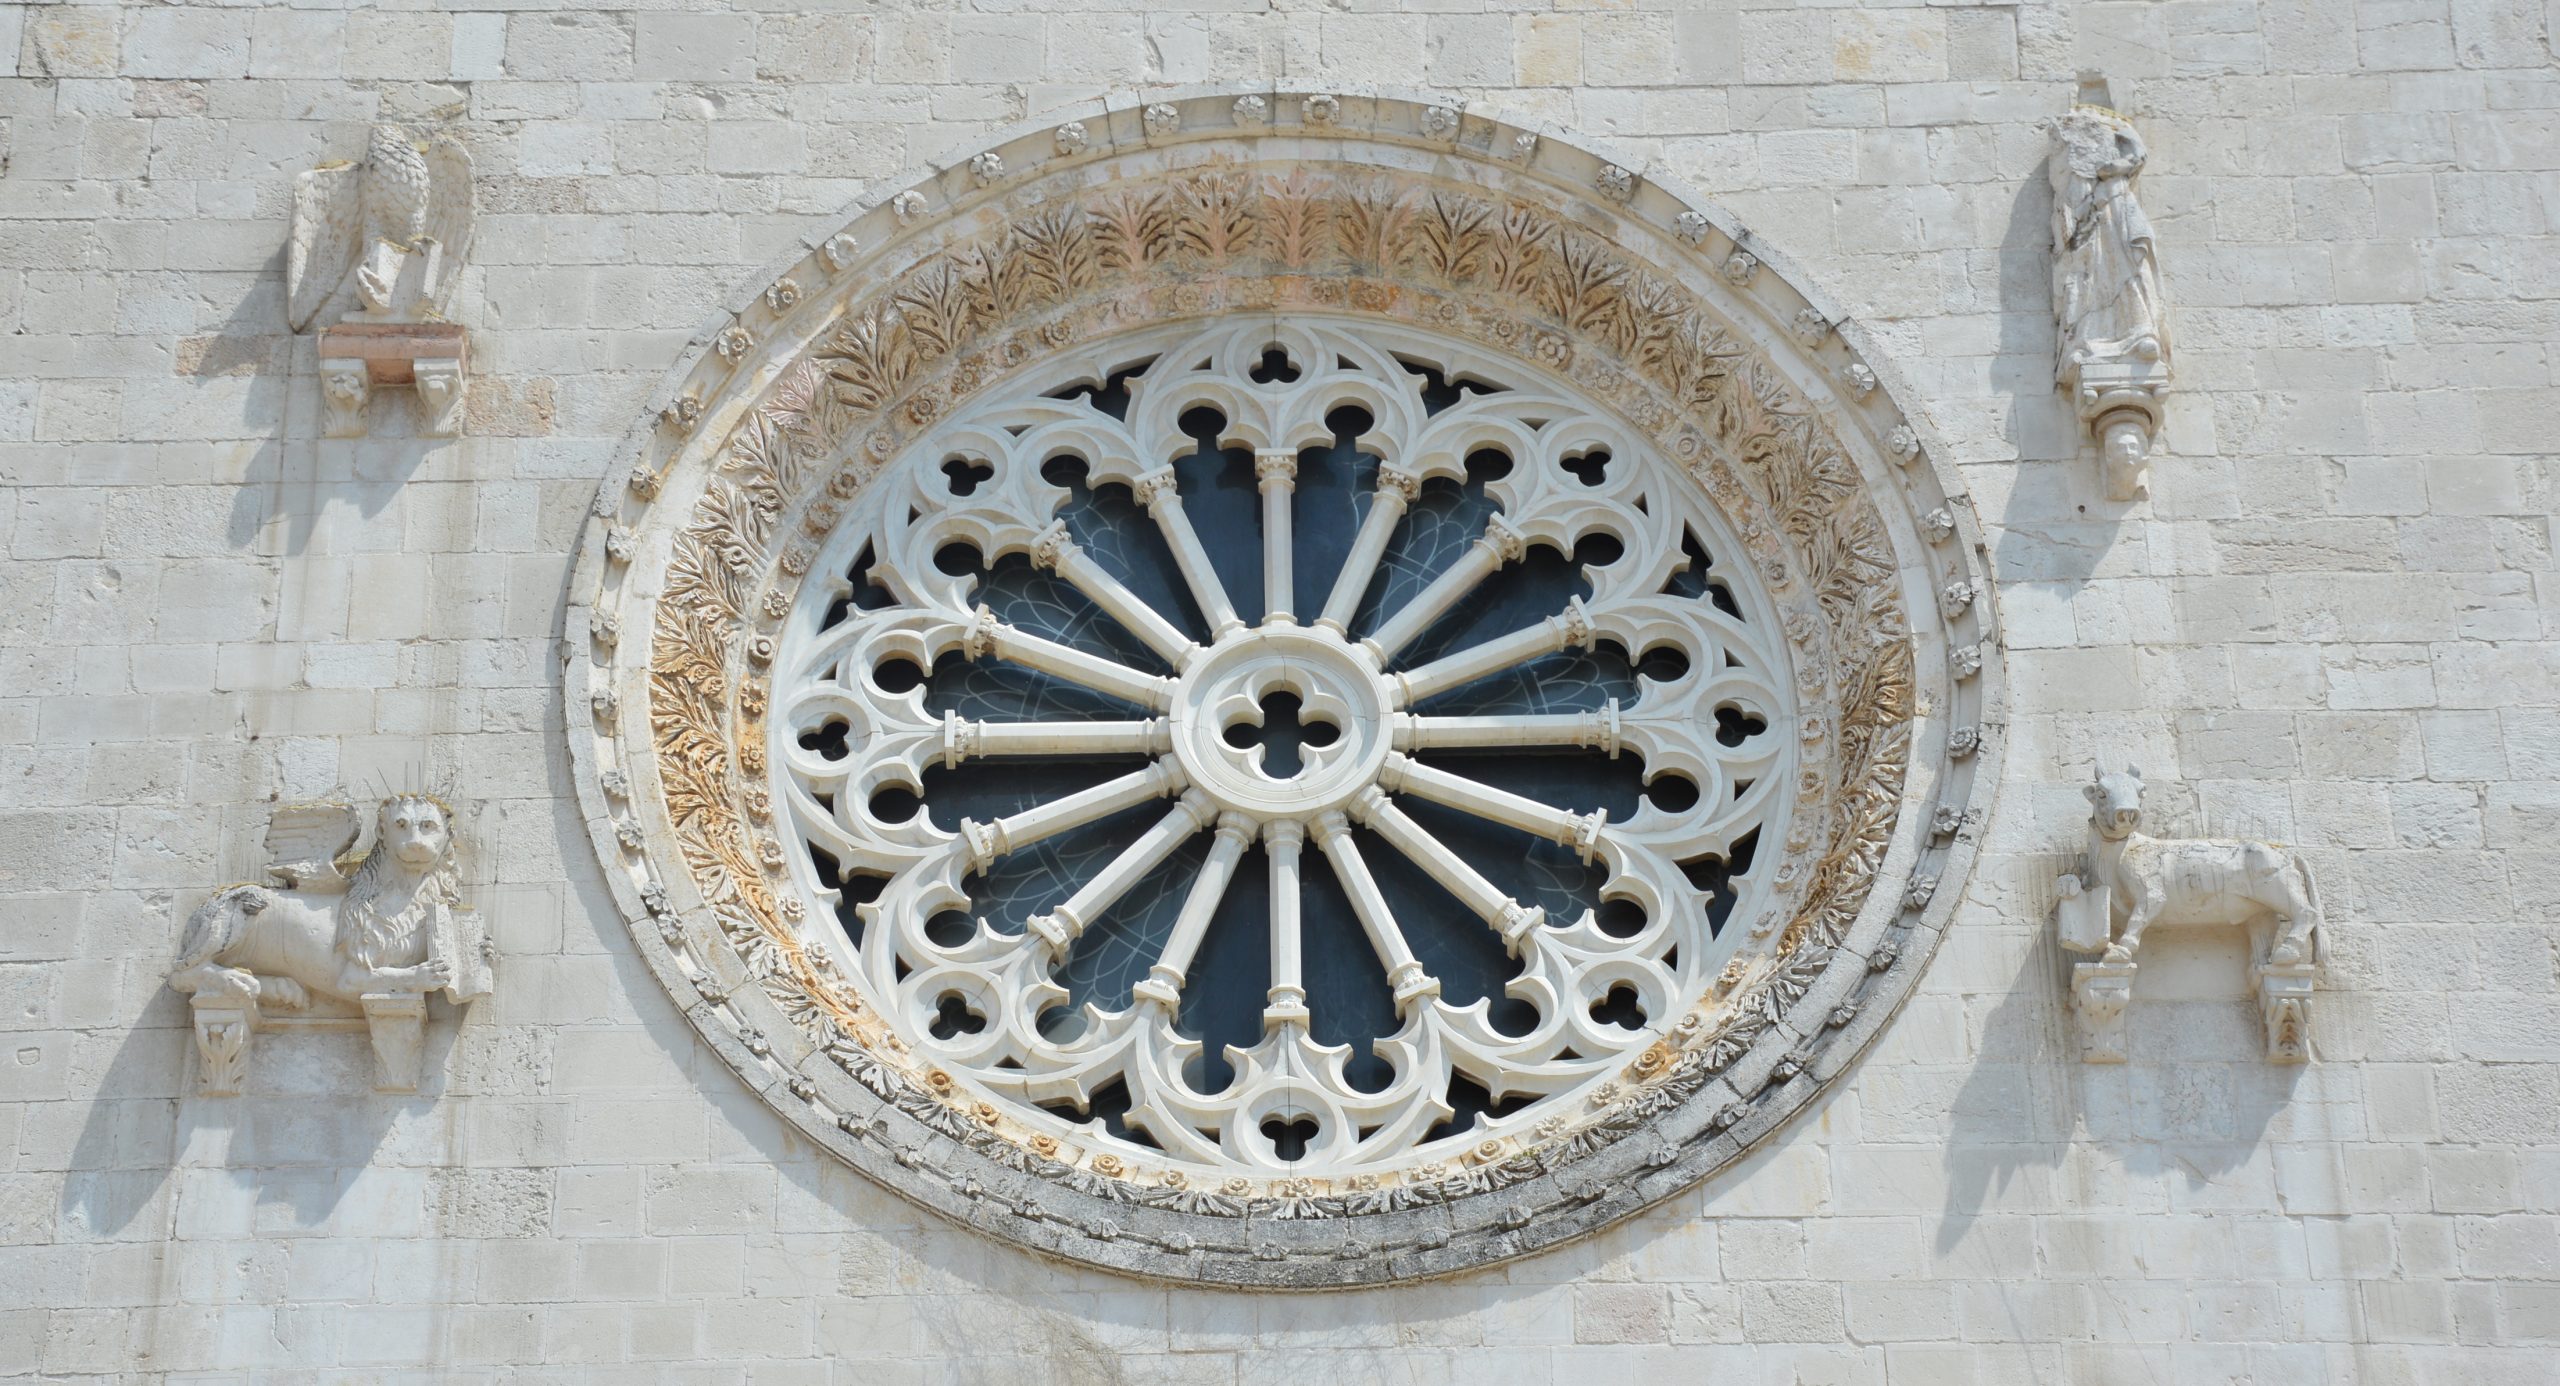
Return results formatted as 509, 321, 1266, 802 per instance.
1175, 623, 1390, 817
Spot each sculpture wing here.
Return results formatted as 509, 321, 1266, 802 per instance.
286, 163, 364, 331
174, 891, 245, 972
263, 801, 366, 889
416, 134, 475, 318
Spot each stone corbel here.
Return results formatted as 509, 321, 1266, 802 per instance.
360, 993, 428, 1093
320, 357, 370, 439
188, 996, 256, 1097
181, 976, 461, 1095
2069, 955, 2136, 1064
2071, 360, 2168, 503
316, 323, 468, 437
413, 355, 466, 436
2255, 957, 2316, 1064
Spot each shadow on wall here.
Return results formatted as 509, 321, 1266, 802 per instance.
213, 249, 448, 559
53, 1019, 187, 1242
61, 784, 490, 1244
59, 992, 450, 1244
1934, 884, 2306, 1256
1990, 151, 2131, 604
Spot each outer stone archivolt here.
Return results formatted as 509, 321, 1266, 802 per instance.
574, 92, 2001, 1286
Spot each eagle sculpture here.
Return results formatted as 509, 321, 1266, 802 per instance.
286, 124, 475, 332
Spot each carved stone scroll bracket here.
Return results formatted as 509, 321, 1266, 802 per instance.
188, 997, 255, 1096
187, 1001, 441, 1095
2069, 957, 2135, 1064
2255, 958, 2316, 1064
320, 357, 369, 439
316, 323, 469, 437
361, 993, 428, 1093
413, 356, 465, 436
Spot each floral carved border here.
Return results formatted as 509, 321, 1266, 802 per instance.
571, 90, 2003, 1287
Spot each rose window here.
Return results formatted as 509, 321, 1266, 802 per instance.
775, 317, 1792, 1173
583, 94, 2001, 1283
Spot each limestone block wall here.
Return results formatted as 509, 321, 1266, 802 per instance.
4, 1, 2556, 1379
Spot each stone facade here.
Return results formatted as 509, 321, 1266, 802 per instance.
5, 2, 2558, 1380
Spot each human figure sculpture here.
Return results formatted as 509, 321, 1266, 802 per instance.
2051, 107, 2165, 374
170, 795, 492, 1092
2054, 766, 2321, 1062
2049, 79, 2171, 502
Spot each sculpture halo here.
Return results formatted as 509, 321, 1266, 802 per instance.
566, 86, 2006, 1286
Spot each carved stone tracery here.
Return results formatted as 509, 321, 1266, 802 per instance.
777, 316, 1796, 1172
572, 92, 2002, 1286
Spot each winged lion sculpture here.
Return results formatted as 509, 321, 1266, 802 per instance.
170, 795, 492, 1093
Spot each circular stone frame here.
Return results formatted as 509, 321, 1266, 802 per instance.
566, 86, 2008, 1287
1169, 621, 1398, 822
